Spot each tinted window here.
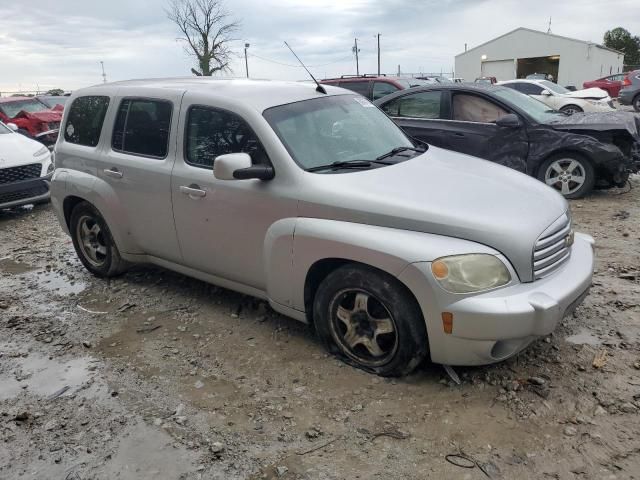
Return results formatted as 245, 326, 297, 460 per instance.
452, 94, 508, 123
338, 81, 370, 97
64, 96, 110, 147
372, 81, 399, 100
517, 83, 544, 95
112, 99, 172, 158
186, 106, 269, 169
382, 91, 442, 119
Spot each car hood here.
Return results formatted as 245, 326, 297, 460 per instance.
548, 111, 640, 141
563, 87, 609, 100
0, 132, 47, 167
11, 109, 62, 123
298, 146, 567, 282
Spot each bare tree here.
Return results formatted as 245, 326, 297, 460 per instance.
167, 0, 240, 76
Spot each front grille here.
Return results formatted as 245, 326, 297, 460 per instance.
0, 183, 49, 205
0, 164, 42, 184
533, 214, 572, 280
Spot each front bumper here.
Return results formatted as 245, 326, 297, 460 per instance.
399, 233, 594, 366
0, 175, 52, 209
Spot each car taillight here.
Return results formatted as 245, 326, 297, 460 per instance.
623, 76, 632, 86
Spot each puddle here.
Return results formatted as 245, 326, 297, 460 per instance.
566, 329, 603, 346
28, 270, 86, 296
0, 351, 99, 400
0, 258, 35, 274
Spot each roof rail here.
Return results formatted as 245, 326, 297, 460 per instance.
339, 74, 387, 79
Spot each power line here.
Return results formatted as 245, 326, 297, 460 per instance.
247, 52, 353, 68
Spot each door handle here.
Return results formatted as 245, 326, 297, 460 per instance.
103, 168, 123, 179
180, 185, 206, 198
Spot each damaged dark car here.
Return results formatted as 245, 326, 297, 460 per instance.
374, 84, 640, 198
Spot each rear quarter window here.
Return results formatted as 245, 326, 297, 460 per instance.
64, 96, 110, 147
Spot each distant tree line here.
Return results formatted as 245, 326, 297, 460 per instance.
604, 27, 640, 67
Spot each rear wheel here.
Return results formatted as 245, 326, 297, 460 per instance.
69, 201, 128, 277
633, 94, 640, 112
538, 153, 595, 199
313, 264, 428, 377
559, 104, 583, 115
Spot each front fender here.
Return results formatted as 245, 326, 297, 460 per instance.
287, 218, 499, 312
54, 168, 142, 254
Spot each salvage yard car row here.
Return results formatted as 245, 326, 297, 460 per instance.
1, 76, 639, 377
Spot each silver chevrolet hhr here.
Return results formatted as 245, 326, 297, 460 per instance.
50, 78, 594, 376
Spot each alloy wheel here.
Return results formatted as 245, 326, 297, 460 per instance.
544, 159, 586, 196
329, 289, 398, 367
76, 214, 108, 267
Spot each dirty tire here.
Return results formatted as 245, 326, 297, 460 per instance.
69, 201, 128, 278
313, 264, 428, 377
537, 152, 595, 199
633, 94, 640, 112
559, 104, 583, 115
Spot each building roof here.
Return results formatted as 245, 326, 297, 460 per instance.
76, 78, 350, 112
455, 27, 623, 58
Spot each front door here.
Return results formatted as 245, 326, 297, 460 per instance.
170, 97, 297, 291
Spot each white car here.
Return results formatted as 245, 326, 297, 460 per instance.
498, 79, 615, 115
0, 121, 54, 209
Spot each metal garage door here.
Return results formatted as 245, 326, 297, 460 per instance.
481, 59, 515, 80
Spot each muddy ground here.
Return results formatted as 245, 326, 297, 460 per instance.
1, 177, 640, 480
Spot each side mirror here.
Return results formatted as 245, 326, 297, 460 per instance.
540, 89, 552, 96
6, 123, 18, 132
495, 114, 522, 128
213, 153, 274, 181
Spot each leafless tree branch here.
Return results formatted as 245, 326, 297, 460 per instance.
166, 0, 240, 76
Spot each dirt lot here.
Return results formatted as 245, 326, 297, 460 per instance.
1, 177, 640, 480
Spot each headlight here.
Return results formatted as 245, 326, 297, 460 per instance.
33, 146, 49, 157
431, 254, 511, 294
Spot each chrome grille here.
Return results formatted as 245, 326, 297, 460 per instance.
533, 214, 572, 280
0, 164, 42, 185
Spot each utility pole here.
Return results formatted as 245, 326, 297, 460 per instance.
352, 38, 360, 76
547, 17, 552, 34
244, 43, 250, 78
376, 33, 381, 76
100, 61, 107, 83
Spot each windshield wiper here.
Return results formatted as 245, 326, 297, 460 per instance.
375, 145, 425, 162
306, 159, 392, 173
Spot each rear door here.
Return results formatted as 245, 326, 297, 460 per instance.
378, 90, 453, 148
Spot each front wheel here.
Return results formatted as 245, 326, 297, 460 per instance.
559, 104, 583, 115
537, 154, 595, 199
69, 201, 128, 277
633, 94, 640, 112
313, 264, 428, 377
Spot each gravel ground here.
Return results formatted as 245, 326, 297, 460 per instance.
1, 177, 640, 480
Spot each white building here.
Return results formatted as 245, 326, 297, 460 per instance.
455, 28, 624, 88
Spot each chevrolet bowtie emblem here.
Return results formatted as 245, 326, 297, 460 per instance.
565, 230, 575, 248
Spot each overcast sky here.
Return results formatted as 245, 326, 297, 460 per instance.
1, 0, 639, 93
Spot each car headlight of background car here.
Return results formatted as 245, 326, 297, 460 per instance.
431, 254, 511, 293
33, 146, 49, 157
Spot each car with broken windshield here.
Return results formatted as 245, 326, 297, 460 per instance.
51, 79, 594, 376
375, 83, 639, 198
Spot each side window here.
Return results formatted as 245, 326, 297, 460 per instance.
372, 81, 399, 100
112, 99, 172, 158
382, 91, 442, 119
501, 83, 519, 91
186, 106, 269, 169
519, 83, 544, 95
338, 81, 371, 98
64, 96, 110, 147
452, 94, 508, 123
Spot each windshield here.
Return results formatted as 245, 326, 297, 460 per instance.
263, 95, 416, 172
0, 98, 48, 118
493, 88, 565, 123
38, 96, 68, 108
0, 122, 11, 134
539, 80, 570, 95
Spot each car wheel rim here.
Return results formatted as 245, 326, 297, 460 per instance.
562, 107, 578, 115
328, 289, 398, 367
544, 159, 586, 196
76, 215, 108, 267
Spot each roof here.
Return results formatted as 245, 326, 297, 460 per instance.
0, 96, 41, 104
76, 78, 350, 112
456, 27, 623, 57
372, 83, 511, 105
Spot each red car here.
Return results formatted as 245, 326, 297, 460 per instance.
583, 73, 626, 98
320, 75, 429, 101
0, 96, 62, 145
